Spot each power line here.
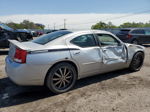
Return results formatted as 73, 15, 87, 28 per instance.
53, 9, 150, 29
67, 9, 150, 27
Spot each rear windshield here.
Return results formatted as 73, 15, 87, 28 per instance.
118, 29, 130, 34
0, 24, 14, 31
32, 30, 72, 45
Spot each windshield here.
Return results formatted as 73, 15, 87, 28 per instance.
118, 29, 131, 34
0, 24, 14, 31
32, 30, 72, 45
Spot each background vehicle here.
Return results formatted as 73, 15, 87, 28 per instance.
116, 28, 150, 44
16, 29, 33, 41
102, 28, 121, 35
0, 24, 33, 48
0, 24, 16, 48
5, 30, 145, 94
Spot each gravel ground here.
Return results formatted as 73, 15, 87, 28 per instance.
0, 46, 150, 112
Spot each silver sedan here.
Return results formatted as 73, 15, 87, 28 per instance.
5, 30, 145, 93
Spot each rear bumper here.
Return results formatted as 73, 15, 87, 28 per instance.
5, 57, 49, 86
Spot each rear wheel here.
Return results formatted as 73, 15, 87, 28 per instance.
129, 52, 144, 71
46, 63, 77, 94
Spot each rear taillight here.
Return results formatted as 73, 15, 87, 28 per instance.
14, 48, 27, 63
127, 34, 132, 38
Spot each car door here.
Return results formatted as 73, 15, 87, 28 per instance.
67, 33, 103, 77
0, 31, 9, 48
95, 33, 127, 71
131, 29, 146, 44
144, 29, 150, 44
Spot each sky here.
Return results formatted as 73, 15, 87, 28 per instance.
0, 0, 150, 29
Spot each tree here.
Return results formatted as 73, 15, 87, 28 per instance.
35, 23, 45, 29
119, 22, 150, 28
91, 21, 117, 29
6, 20, 45, 29
6, 22, 21, 29
107, 22, 117, 28
91, 21, 150, 29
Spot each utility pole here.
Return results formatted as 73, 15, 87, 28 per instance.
54, 23, 56, 30
48, 24, 50, 29
64, 19, 66, 29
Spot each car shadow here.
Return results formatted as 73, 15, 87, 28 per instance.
0, 49, 9, 55
0, 69, 131, 108
143, 44, 150, 48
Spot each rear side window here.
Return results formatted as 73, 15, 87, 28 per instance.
145, 29, 150, 35
131, 29, 145, 34
71, 34, 96, 48
32, 30, 72, 45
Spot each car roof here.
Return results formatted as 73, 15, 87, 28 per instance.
120, 28, 149, 31
50, 30, 112, 38
71, 30, 112, 35
15, 29, 31, 33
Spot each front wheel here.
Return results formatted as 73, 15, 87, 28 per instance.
132, 39, 138, 45
46, 63, 77, 94
129, 52, 144, 71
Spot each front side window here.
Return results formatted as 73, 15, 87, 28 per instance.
71, 34, 96, 47
118, 29, 130, 34
96, 34, 119, 46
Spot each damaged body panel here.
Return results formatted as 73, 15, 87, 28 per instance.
5, 30, 145, 93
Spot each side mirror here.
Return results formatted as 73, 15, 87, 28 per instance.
118, 42, 123, 46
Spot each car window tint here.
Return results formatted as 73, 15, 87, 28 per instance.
32, 30, 72, 45
118, 30, 130, 34
0, 24, 14, 31
145, 29, 150, 35
71, 34, 96, 47
96, 34, 119, 46
131, 29, 145, 34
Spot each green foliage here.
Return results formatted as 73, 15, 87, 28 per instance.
6, 20, 45, 29
119, 21, 150, 28
91, 21, 150, 29
91, 21, 117, 29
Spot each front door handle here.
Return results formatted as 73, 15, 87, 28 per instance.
74, 51, 80, 55
103, 49, 107, 52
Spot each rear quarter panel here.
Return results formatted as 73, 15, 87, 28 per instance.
25, 50, 73, 85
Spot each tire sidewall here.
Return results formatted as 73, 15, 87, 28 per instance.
46, 63, 77, 94
130, 52, 144, 71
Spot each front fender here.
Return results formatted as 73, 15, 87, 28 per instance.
125, 43, 145, 61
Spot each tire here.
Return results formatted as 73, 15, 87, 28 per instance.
46, 62, 77, 94
129, 52, 144, 72
132, 39, 138, 45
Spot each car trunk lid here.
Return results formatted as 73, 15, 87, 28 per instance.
8, 40, 44, 61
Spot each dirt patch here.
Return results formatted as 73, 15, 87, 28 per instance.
0, 47, 150, 112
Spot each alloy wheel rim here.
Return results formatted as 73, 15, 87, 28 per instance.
52, 67, 73, 90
